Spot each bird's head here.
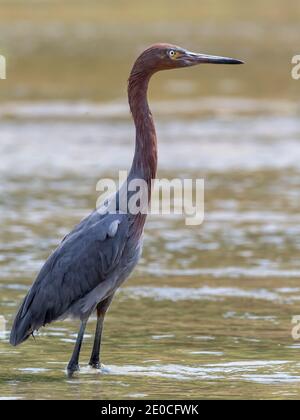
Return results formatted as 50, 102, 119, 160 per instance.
133, 43, 244, 74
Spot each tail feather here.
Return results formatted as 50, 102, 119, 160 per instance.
10, 297, 34, 346
10, 284, 64, 346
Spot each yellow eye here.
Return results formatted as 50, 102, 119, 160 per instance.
168, 50, 177, 59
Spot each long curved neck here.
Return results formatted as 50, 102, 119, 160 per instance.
128, 68, 158, 190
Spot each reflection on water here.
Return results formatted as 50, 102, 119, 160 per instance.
1, 97, 300, 400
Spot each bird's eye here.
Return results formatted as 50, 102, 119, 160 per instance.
168, 50, 176, 58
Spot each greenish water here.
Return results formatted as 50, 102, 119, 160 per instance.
1, 0, 300, 400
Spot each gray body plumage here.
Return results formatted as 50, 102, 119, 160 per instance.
10, 205, 142, 346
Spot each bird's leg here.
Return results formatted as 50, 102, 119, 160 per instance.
88, 311, 105, 369
67, 319, 88, 377
89, 295, 113, 369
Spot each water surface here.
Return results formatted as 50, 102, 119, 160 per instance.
1, 98, 300, 400
1, 0, 300, 400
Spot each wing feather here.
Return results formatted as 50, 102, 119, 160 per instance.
10, 210, 132, 345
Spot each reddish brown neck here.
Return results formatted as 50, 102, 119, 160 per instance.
128, 68, 158, 191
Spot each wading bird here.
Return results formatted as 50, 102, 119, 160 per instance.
10, 44, 243, 376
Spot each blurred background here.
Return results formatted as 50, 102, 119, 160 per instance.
0, 0, 299, 101
1, 0, 300, 400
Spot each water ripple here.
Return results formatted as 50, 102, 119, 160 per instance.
122, 286, 299, 303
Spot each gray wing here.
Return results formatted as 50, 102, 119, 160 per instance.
10, 210, 133, 345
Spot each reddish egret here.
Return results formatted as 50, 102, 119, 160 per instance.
10, 44, 243, 376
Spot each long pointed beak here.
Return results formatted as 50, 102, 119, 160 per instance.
184, 51, 244, 65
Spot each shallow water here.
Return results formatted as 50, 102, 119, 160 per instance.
1, 97, 300, 400
1, 0, 300, 400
